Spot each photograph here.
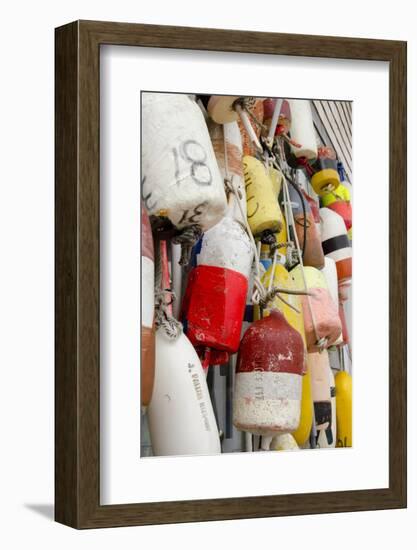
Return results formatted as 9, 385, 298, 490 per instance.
140, 93, 353, 457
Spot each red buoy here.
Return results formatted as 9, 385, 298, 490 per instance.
233, 310, 305, 435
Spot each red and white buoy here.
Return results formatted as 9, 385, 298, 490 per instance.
181, 217, 253, 366
233, 310, 305, 436
141, 205, 155, 407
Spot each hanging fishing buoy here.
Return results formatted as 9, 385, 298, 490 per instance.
141, 205, 155, 407
291, 265, 342, 352
243, 155, 284, 245
287, 183, 325, 269
308, 351, 334, 448
321, 183, 352, 232
317, 367, 336, 448
310, 146, 341, 196
320, 207, 352, 282
237, 98, 264, 156
255, 263, 307, 355
148, 329, 221, 456
262, 98, 291, 138
287, 99, 318, 163
291, 361, 313, 446
271, 433, 299, 451
234, 311, 305, 436
335, 369, 352, 447
181, 217, 253, 365
208, 120, 247, 226
321, 257, 344, 345
141, 93, 227, 252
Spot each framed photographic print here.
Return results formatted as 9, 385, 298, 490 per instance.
55, 20, 407, 528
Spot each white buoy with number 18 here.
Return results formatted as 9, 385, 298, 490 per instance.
148, 329, 221, 456
141, 92, 227, 232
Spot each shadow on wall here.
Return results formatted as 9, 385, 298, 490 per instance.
24, 504, 54, 521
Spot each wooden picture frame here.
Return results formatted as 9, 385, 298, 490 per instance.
55, 20, 407, 528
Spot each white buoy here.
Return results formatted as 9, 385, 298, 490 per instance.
141, 93, 227, 231
288, 99, 318, 161
148, 329, 221, 456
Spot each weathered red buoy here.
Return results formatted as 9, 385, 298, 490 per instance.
233, 310, 305, 436
141, 204, 155, 407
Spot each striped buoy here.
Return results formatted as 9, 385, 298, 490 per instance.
291, 266, 342, 352
243, 155, 284, 242
209, 120, 247, 226
317, 367, 336, 448
141, 93, 227, 232
308, 351, 335, 448
320, 207, 352, 282
141, 205, 155, 407
321, 183, 352, 230
181, 217, 253, 365
233, 310, 305, 436
148, 329, 221, 456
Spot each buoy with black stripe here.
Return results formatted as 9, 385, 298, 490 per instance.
141, 205, 155, 407
243, 155, 284, 244
311, 146, 341, 196
308, 351, 335, 448
141, 93, 227, 234
208, 120, 247, 226
317, 366, 336, 448
287, 183, 324, 269
320, 207, 352, 282
291, 266, 342, 352
233, 310, 305, 436
181, 217, 253, 366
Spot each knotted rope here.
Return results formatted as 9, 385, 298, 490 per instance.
154, 287, 183, 340
172, 224, 203, 266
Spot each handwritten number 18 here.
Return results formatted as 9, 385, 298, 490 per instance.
172, 140, 212, 186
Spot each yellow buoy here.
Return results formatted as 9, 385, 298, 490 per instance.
271, 433, 299, 451
292, 364, 313, 446
311, 168, 340, 197
254, 263, 306, 349
268, 166, 283, 197
321, 183, 351, 207
243, 156, 284, 238
335, 370, 352, 447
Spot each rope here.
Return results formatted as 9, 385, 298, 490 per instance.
171, 225, 203, 266
282, 177, 327, 352
154, 287, 183, 340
